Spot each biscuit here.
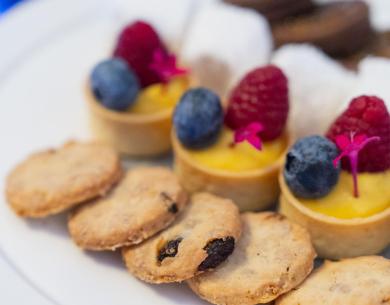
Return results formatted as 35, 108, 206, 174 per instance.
224, 0, 314, 23
272, 1, 373, 57
122, 192, 241, 283
68, 167, 188, 251
188, 212, 316, 305
276, 256, 390, 305
6, 141, 121, 218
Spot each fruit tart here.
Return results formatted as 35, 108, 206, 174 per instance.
86, 21, 192, 156
172, 65, 290, 211
280, 95, 390, 259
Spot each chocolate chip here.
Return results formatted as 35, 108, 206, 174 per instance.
157, 238, 183, 262
198, 237, 235, 271
168, 203, 178, 214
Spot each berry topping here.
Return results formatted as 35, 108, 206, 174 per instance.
333, 133, 380, 198
225, 65, 289, 141
149, 47, 188, 84
173, 88, 223, 149
113, 21, 164, 87
233, 122, 264, 150
327, 95, 390, 172
113, 21, 186, 87
284, 136, 340, 199
90, 58, 139, 111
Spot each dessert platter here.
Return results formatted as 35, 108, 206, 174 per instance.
1, 0, 390, 305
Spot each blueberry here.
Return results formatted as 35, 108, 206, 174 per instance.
284, 135, 340, 199
173, 88, 223, 149
90, 58, 140, 111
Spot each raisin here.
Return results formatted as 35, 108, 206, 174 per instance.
160, 192, 178, 213
168, 203, 178, 213
198, 237, 235, 271
157, 238, 183, 262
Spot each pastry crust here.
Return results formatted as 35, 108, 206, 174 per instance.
172, 131, 290, 211
68, 167, 188, 251
86, 77, 196, 157
86, 85, 172, 156
276, 256, 390, 305
279, 172, 390, 259
188, 212, 316, 305
6, 141, 122, 218
122, 192, 241, 283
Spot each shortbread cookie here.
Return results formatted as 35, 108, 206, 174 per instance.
6, 141, 121, 218
122, 192, 241, 283
276, 256, 390, 305
188, 212, 316, 305
68, 167, 188, 251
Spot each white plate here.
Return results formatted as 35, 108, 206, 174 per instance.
1, 1, 389, 304
0, 1, 207, 304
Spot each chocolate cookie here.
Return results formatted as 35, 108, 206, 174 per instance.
340, 31, 390, 70
188, 212, 316, 305
6, 141, 121, 218
273, 1, 374, 57
68, 167, 188, 251
224, 0, 315, 23
122, 192, 241, 283
276, 256, 390, 305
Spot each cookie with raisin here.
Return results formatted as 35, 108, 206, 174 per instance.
122, 192, 241, 283
188, 212, 316, 305
68, 167, 187, 251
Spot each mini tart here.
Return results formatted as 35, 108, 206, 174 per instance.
172, 131, 290, 212
279, 172, 390, 260
86, 77, 195, 157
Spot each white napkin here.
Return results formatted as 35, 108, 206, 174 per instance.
180, 1, 273, 99
272, 44, 357, 139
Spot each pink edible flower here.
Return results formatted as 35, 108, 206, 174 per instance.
149, 47, 187, 83
333, 132, 380, 198
233, 122, 264, 150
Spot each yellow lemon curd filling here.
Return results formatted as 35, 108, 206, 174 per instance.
129, 76, 189, 114
301, 171, 390, 219
187, 128, 287, 172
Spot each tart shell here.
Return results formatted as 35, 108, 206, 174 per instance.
279, 172, 390, 260
172, 131, 290, 212
86, 85, 173, 156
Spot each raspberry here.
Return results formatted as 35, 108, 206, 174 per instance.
113, 21, 167, 88
326, 95, 390, 172
225, 65, 289, 141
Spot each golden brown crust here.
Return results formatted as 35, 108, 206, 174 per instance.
188, 212, 316, 305
122, 192, 241, 283
86, 76, 197, 157
172, 131, 290, 212
6, 141, 122, 218
279, 172, 390, 259
276, 256, 390, 305
68, 167, 188, 251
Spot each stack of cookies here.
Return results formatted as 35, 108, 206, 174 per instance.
6, 140, 390, 304
224, 0, 390, 69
